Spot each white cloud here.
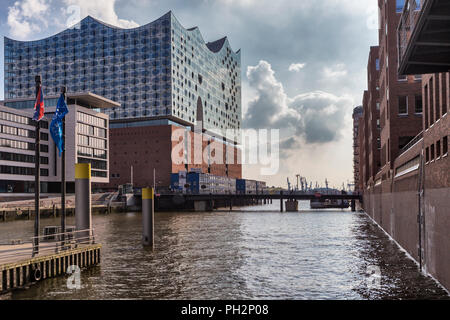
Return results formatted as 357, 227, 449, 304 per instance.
323, 63, 348, 79
288, 63, 306, 72
63, 0, 139, 28
245, 60, 353, 145
7, 0, 50, 39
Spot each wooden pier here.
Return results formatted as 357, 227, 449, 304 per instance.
0, 243, 101, 294
0, 227, 101, 295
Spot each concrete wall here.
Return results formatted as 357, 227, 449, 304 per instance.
363, 174, 450, 291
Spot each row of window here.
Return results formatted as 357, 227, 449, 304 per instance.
77, 157, 107, 170
424, 75, 448, 130
0, 165, 48, 176
0, 110, 49, 127
77, 146, 107, 159
0, 124, 49, 141
77, 135, 107, 149
77, 112, 107, 128
0, 151, 48, 164
0, 138, 49, 152
398, 95, 422, 115
425, 136, 448, 163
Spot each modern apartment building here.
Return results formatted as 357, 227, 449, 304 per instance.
0, 106, 50, 193
4, 12, 243, 188
0, 93, 113, 193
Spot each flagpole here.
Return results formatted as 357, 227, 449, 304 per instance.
61, 86, 67, 243
33, 75, 41, 257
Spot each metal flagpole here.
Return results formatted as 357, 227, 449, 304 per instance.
33, 75, 41, 257
61, 86, 67, 244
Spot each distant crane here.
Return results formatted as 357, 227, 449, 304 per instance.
287, 177, 291, 191
325, 178, 329, 194
295, 174, 300, 191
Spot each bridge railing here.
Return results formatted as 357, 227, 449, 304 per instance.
0, 228, 95, 265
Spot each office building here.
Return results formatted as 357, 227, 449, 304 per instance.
0, 93, 113, 193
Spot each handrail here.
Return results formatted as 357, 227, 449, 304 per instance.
399, 131, 424, 156
0, 229, 95, 264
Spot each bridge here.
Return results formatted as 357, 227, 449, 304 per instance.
135, 191, 363, 212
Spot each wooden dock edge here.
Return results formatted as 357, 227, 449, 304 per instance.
0, 244, 101, 295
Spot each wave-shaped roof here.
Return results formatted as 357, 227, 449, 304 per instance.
5, 11, 240, 56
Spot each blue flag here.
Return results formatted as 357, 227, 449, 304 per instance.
50, 94, 69, 157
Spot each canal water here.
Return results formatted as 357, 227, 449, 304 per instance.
1, 201, 448, 300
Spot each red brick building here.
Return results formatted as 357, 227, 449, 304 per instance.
377, 0, 423, 179
352, 106, 363, 191
99, 124, 242, 190
360, 0, 450, 291
366, 46, 381, 183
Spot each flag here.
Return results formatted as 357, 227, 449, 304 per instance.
50, 94, 69, 157
33, 85, 45, 121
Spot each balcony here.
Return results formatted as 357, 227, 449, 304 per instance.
398, 0, 450, 75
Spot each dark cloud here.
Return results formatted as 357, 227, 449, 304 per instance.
244, 60, 353, 148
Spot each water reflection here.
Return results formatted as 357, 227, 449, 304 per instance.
1, 201, 447, 300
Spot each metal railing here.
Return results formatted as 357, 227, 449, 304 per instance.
399, 131, 424, 156
398, 0, 424, 67
0, 229, 95, 264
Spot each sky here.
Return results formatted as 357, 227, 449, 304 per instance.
0, 0, 379, 189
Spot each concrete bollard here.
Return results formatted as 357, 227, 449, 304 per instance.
75, 163, 92, 243
142, 188, 154, 247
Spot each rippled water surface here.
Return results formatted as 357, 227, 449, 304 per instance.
1, 201, 448, 299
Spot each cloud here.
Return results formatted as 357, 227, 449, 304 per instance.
244, 60, 353, 148
63, 0, 139, 28
323, 63, 348, 79
288, 63, 306, 72
7, 0, 50, 39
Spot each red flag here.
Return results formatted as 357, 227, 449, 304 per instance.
33, 85, 45, 121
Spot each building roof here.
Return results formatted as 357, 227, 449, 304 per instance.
68, 92, 120, 109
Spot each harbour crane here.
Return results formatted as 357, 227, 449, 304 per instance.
287, 177, 291, 191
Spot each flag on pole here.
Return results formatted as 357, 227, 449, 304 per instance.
33, 85, 45, 121
50, 94, 69, 157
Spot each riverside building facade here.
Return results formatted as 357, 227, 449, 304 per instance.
4, 12, 243, 189
358, 0, 450, 291
0, 93, 113, 193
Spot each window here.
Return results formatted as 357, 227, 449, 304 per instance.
396, 0, 405, 12
375, 59, 380, 71
415, 95, 423, 113
426, 147, 430, 162
431, 144, 435, 161
398, 74, 407, 81
398, 96, 408, 115
444, 136, 448, 155
436, 140, 441, 158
